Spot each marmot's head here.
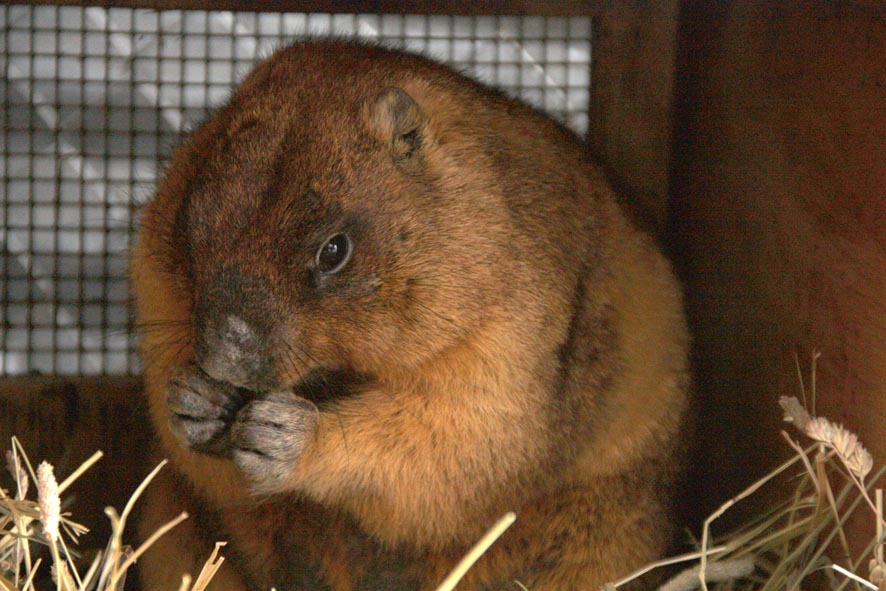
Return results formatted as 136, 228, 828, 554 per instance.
142, 42, 521, 393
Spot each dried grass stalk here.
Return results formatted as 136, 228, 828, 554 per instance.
0, 439, 221, 591
606, 359, 884, 591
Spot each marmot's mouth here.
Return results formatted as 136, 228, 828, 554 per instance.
292, 367, 372, 405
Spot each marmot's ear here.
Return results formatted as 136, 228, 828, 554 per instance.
367, 87, 425, 162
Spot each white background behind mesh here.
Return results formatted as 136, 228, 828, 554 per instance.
1, 6, 592, 375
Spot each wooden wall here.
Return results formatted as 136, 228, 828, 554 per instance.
588, 0, 680, 233
670, 0, 886, 549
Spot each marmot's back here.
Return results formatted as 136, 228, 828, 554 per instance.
131, 40, 690, 591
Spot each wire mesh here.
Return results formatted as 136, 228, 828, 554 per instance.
1, 5, 593, 375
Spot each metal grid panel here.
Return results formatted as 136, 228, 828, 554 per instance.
1, 6, 593, 375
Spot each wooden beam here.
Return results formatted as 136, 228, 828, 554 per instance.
587, 0, 680, 236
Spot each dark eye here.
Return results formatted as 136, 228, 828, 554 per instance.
316, 233, 352, 274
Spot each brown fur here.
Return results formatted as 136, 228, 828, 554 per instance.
131, 40, 690, 591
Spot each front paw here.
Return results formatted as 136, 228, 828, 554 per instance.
230, 391, 318, 492
166, 362, 248, 455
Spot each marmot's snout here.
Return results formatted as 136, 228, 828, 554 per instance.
194, 269, 280, 391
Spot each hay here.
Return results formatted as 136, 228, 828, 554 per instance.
607, 356, 885, 591
0, 439, 220, 591
435, 512, 516, 591
0, 433, 519, 591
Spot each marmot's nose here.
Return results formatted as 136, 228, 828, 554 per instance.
193, 269, 278, 390
196, 314, 262, 385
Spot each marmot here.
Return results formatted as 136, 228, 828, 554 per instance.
131, 40, 690, 591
